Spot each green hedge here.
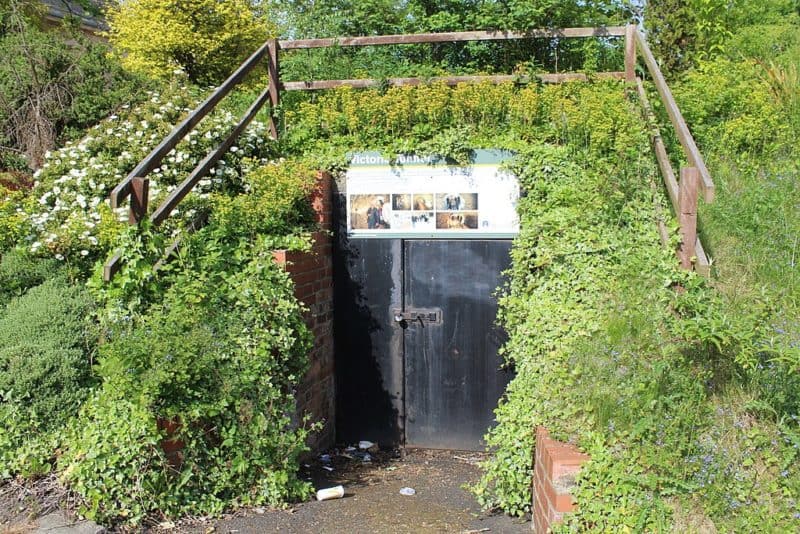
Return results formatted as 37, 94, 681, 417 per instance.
0, 276, 97, 477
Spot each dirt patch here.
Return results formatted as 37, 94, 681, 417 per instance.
171, 447, 530, 534
0, 475, 68, 532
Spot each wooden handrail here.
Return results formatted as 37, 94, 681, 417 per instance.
634, 29, 715, 203
634, 53, 712, 276
281, 72, 625, 91
150, 86, 273, 226
278, 26, 627, 50
109, 40, 274, 210
103, 86, 273, 281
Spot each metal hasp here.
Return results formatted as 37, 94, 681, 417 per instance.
393, 308, 442, 326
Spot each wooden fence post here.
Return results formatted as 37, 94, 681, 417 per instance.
625, 24, 636, 82
678, 167, 699, 270
267, 38, 280, 140
129, 177, 149, 224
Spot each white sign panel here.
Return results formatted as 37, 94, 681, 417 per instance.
346, 150, 519, 238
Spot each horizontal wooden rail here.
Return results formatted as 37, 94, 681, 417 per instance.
109, 40, 273, 209
634, 29, 714, 203
636, 79, 679, 209
282, 72, 625, 91
279, 26, 626, 50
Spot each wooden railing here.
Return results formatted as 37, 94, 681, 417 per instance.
624, 24, 714, 276
103, 40, 280, 281
103, 24, 713, 280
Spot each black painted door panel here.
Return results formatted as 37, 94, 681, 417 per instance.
402, 240, 512, 450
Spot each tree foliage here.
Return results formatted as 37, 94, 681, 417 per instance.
269, 0, 633, 81
0, 0, 144, 170
644, 0, 798, 74
107, 0, 276, 85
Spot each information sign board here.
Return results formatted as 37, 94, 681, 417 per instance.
345, 150, 519, 238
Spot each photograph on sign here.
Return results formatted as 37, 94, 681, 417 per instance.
436, 211, 479, 230
392, 194, 411, 210
412, 194, 434, 211
391, 211, 435, 231
349, 194, 391, 230
435, 193, 478, 211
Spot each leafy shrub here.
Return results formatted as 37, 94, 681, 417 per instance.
209, 158, 317, 240
0, 1, 146, 168
56, 153, 318, 524
21, 79, 275, 271
0, 276, 97, 478
107, 0, 275, 85
471, 141, 684, 518
61, 234, 314, 524
283, 79, 647, 163
670, 58, 788, 156
0, 248, 60, 306
0, 185, 32, 253
0, 277, 96, 430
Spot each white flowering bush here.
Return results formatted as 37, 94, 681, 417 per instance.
24, 80, 275, 269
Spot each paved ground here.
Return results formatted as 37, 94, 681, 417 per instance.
179, 448, 530, 534
2, 448, 530, 533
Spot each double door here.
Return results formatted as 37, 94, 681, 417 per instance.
334, 238, 512, 451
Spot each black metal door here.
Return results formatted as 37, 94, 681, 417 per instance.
402, 240, 512, 450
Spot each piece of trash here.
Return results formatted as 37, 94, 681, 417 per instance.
319, 454, 332, 463
253, 507, 266, 514
345, 446, 356, 452
399, 487, 416, 496
340, 452, 353, 459
385, 466, 398, 471
358, 440, 374, 450
322, 465, 334, 472
362, 453, 372, 462
316, 485, 345, 501
158, 521, 176, 530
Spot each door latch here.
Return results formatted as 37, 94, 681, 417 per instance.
392, 308, 442, 326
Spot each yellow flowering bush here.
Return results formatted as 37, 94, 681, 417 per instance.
107, 0, 275, 84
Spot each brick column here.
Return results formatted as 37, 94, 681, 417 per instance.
532, 427, 589, 533
272, 171, 335, 452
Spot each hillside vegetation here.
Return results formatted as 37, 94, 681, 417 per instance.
0, 0, 799, 530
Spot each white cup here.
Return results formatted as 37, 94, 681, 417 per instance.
316, 485, 345, 501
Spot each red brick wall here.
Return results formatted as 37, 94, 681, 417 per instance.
532, 427, 589, 533
272, 171, 335, 452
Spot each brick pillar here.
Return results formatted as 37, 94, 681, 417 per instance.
272, 171, 335, 452
532, 427, 589, 533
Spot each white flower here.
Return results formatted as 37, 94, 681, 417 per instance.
80, 250, 89, 256
55, 254, 64, 261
